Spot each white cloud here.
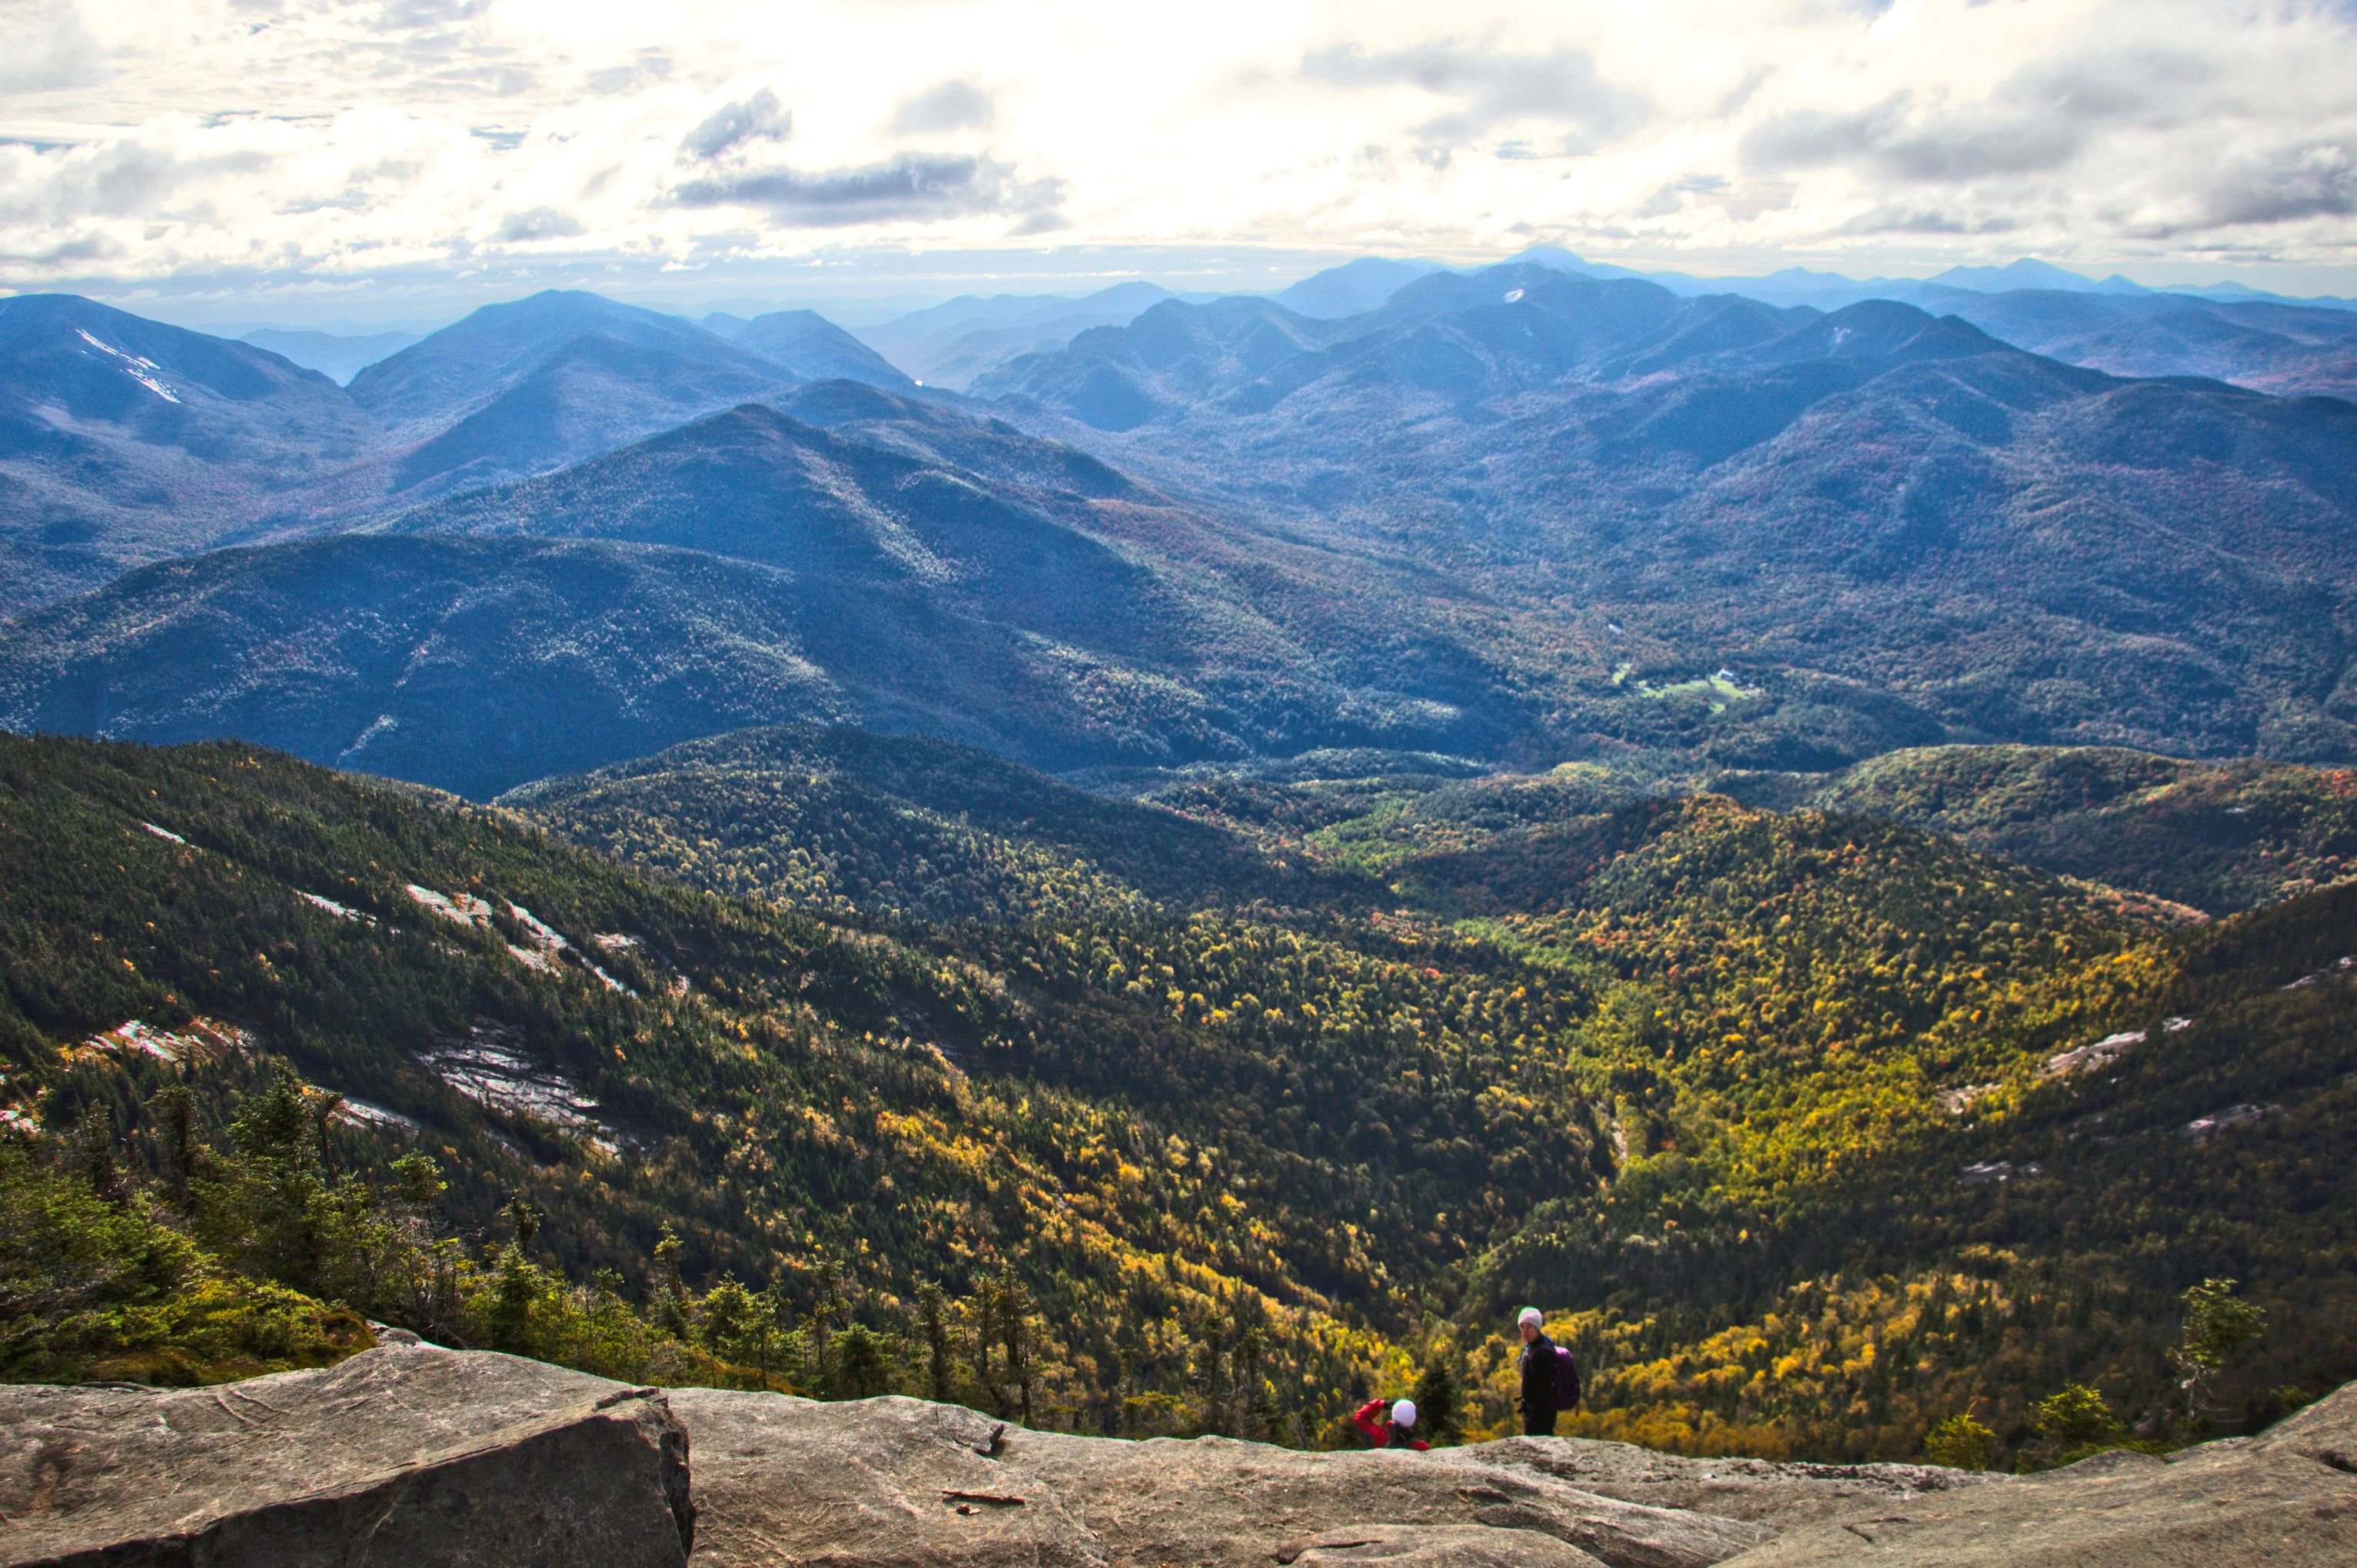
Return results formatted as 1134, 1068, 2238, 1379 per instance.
0, 0, 104, 94
891, 79, 995, 137
0, 0, 2352, 296
679, 88, 792, 161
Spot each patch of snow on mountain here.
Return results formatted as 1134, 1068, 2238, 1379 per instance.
76, 328, 181, 401
2280, 956, 2357, 991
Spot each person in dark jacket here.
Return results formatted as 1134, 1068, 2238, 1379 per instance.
1516, 1307, 1559, 1437
1351, 1396, 1429, 1450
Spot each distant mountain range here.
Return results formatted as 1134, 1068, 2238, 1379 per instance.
6, 254, 2357, 792
849, 283, 1218, 391
0, 294, 381, 612
972, 264, 2357, 767
1501, 247, 2357, 314
0, 290, 922, 613
826, 252, 2357, 403
14, 244, 2357, 1459
1495, 249, 2357, 403
700, 309, 913, 389
0, 384, 1524, 796
238, 327, 421, 384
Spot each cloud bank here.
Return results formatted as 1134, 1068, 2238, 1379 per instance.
0, 0, 2351, 297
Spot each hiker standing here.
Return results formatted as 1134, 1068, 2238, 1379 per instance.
1351, 1396, 1430, 1451
1516, 1307, 1577, 1437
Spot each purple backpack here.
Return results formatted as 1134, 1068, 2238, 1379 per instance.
1552, 1344, 1582, 1408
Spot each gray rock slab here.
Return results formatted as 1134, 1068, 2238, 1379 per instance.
1714, 1417, 2357, 1566
664, 1387, 1766, 1568
1004, 1426, 1772, 1568
2249, 1377, 2357, 1473
663, 1388, 1110, 1567
0, 1345, 692, 1568
1451, 1437, 1997, 1527
12, 1348, 2353, 1568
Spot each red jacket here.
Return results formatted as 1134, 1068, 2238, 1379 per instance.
1353, 1397, 1430, 1451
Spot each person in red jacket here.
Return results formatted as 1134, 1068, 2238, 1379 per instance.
1352, 1396, 1429, 1450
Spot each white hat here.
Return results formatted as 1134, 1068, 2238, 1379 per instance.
1391, 1398, 1418, 1427
1518, 1307, 1544, 1328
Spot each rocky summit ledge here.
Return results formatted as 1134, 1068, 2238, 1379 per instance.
2, 1347, 2352, 1567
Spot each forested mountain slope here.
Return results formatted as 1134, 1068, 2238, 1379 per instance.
0, 733, 1491, 1427
0, 532, 1298, 798
500, 723, 1388, 922
978, 267, 2357, 768
8, 726, 2353, 1459
0, 387, 1556, 793
380, 403, 1203, 663
1215, 742, 2357, 919
1744, 744, 2357, 915
500, 724, 2357, 1457
0, 295, 377, 613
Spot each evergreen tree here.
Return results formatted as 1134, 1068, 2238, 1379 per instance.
836, 1323, 888, 1398
1411, 1349, 1463, 1447
70, 1102, 118, 1198
649, 1224, 691, 1341
916, 1280, 953, 1403
146, 1083, 196, 1201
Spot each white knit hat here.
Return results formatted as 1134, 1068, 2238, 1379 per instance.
1391, 1398, 1418, 1427
1518, 1307, 1544, 1328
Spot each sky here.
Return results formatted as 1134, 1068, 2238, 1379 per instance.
2, 0, 2355, 328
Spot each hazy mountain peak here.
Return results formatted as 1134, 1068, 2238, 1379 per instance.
238, 328, 421, 386
700, 307, 912, 390
1269, 257, 1443, 319
1925, 257, 2139, 295
1504, 244, 1598, 273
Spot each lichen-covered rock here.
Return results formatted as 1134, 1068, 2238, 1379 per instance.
0, 1346, 692, 1568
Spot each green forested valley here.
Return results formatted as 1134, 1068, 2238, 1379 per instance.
5, 727, 2353, 1470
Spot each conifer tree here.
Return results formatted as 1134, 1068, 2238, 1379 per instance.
649, 1223, 691, 1340
1411, 1348, 1463, 1447
916, 1279, 953, 1402
146, 1082, 196, 1201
